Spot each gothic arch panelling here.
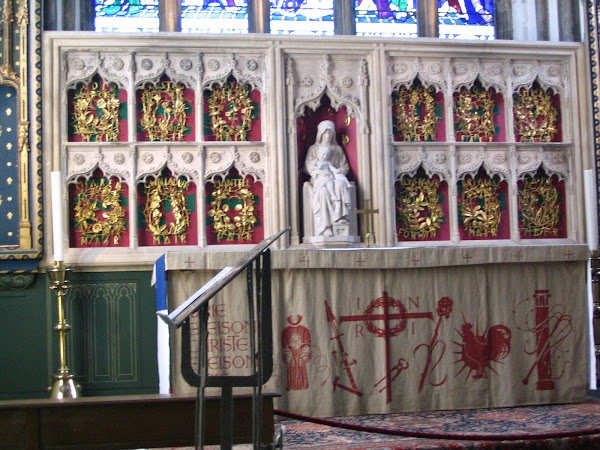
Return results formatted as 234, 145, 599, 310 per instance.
289, 53, 365, 120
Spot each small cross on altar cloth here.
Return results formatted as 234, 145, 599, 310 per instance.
357, 198, 379, 247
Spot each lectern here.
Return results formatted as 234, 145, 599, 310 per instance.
159, 228, 289, 449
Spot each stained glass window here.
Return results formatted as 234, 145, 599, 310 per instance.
94, 0, 159, 32
438, 0, 494, 40
93, 0, 495, 39
355, 0, 417, 37
270, 0, 334, 35
182, 0, 248, 33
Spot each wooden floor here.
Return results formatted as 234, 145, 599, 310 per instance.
0, 392, 277, 449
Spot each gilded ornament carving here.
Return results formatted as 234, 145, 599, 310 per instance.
208, 178, 257, 241
513, 86, 558, 142
206, 79, 255, 141
454, 85, 497, 142
460, 177, 502, 237
394, 84, 438, 142
143, 177, 191, 244
519, 176, 560, 237
397, 178, 444, 239
139, 81, 190, 141
73, 178, 126, 245
72, 81, 121, 142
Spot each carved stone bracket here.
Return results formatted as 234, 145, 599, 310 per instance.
291, 53, 364, 120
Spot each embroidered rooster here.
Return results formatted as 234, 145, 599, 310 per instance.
454, 322, 511, 380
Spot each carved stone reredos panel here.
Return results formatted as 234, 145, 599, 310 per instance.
201, 52, 266, 91
389, 57, 447, 92
287, 53, 367, 119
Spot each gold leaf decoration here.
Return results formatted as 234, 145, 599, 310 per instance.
72, 81, 121, 142
207, 79, 254, 141
140, 81, 190, 141
208, 178, 257, 241
143, 177, 191, 244
397, 177, 444, 239
519, 176, 560, 237
514, 86, 558, 142
454, 85, 497, 142
73, 178, 126, 245
394, 84, 437, 141
460, 177, 502, 237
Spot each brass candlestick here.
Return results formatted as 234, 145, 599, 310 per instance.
48, 261, 80, 399
591, 250, 600, 386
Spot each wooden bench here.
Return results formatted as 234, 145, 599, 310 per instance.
0, 392, 277, 449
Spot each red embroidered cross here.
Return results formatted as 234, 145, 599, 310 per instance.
299, 255, 310, 266
463, 253, 473, 263
337, 292, 433, 404
184, 257, 195, 267
514, 251, 524, 261
354, 257, 366, 266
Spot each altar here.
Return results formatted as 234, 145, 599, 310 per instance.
156, 243, 589, 417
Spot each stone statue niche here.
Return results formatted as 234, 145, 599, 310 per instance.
302, 120, 359, 246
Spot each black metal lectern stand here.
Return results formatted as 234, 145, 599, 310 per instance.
158, 228, 289, 449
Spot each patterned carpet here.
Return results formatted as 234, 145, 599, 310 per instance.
275, 400, 600, 449
155, 397, 600, 449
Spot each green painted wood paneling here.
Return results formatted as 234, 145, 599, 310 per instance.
64, 271, 158, 396
0, 274, 49, 399
0, 270, 158, 400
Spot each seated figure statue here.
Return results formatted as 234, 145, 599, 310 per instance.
303, 120, 358, 244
